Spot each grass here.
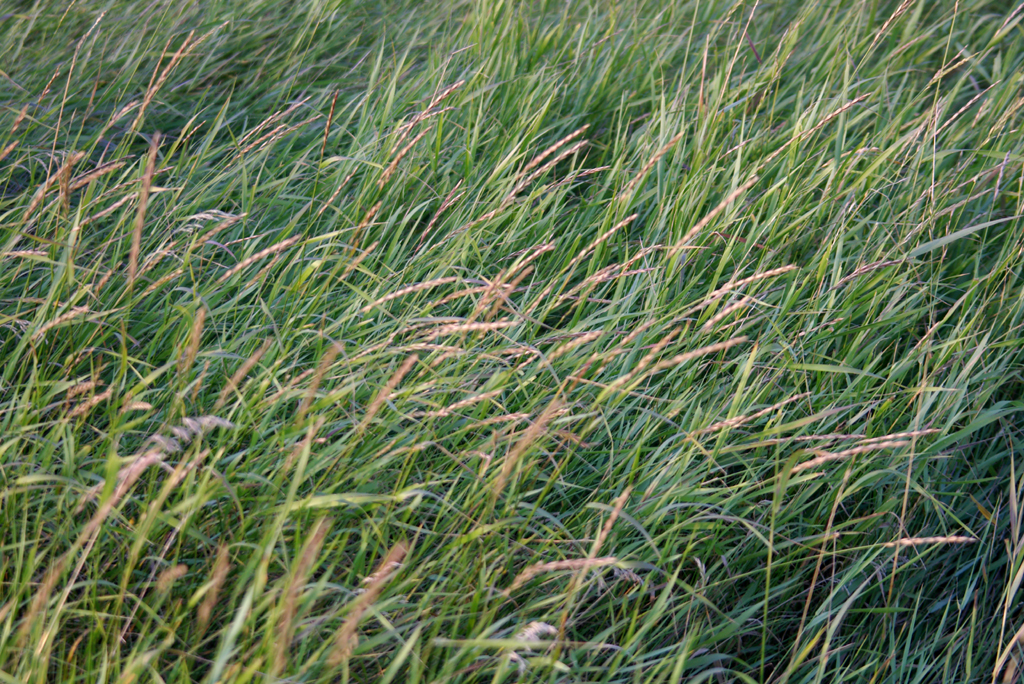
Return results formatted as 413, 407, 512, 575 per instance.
1, 0, 1023, 681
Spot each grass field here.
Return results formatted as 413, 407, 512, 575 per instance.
2, 0, 1024, 681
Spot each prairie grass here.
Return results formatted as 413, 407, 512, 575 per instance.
1, 0, 1024, 682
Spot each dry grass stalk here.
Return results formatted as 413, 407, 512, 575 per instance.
156, 564, 188, 594
284, 417, 326, 472
389, 80, 464, 158
359, 354, 418, 431
197, 544, 231, 632
881, 536, 976, 549
81, 191, 136, 227
868, 0, 915, 52
129, 133, 161, 287
321, 89, 340, 159
618, 131, 685, 200
549, 331, 603, 362
506, 557, 617, 594
121, 401, 153, 413
239, 98, 311, 146
66, 380, 99, 400
342, 240, 378, 279
131, 33, 195, 132
606, 328, 681, 391
69, 159, 126, 192
471, 413, 530, 428
666, 176, 759, 254
139, 267, 183, 299
493, 398, 564, 499
857, 429, 938, 444
508, 139, 589, 201
0, 140, 17, 165
57, 151, 85, 213
416, 389, 503, 418
425, 320, 516, 340
316, 167, 359, 217
195, 213, 246, 247
350, 201, 382, 254
646, 336, 749, 376
565, 214, 638, 272
834, 260, 904, 288
590, 488, 630, 558
2, 250, 46, 259
178, 306, 207, 378
688, 265, 799, 316
517, 125, 589, 181
192, 360, 211, 403
274, 517, 331, 673
217, 235, 300, 283
21, 163, 66, 223
479, 266, 533, 322
0, 105, 29, 163
328, 541, 408, 665
417, 181, 465, 252
792, 440, 911, 474
216, 338, 274, 409
701, 296, 755, 332
16, 557, 67, 648
695, 392, 811, 436
297, 343, 343, 422
362, 277, 461, 313
238, 114, 322, 158
758, 95, 870, 170
67, 389, 112, 419
379, 127, 431, 188
32, 306, 90, 342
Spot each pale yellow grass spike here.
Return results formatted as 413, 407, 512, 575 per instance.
666, 176, 759, 255
328, 542, 408, 665
361, 277, 461, 313
32, 306, 91, 342
129, 133, 161, 287
359, 354, 419, 432
417, 389, 503, 418
217, 236, 301, 283
493, 398, 564, 499
694, 392, 811, 436
178, 306, 207, 378
216, 338, 274, 410
646, 337, 750, 376
688, 265, 799, 316
506, 557, 618, 594
379, 127, 431, 187
590, 488, 630, 558
197, 545, 231, 633
618, 131, 685, 200
507, 138, 589, 201
298, 343, 343, 422
701, 296, 755, 333
131, 33, 195, 133
881, 536, 976, 549
274, 517, 331, 674
342, 241, 378, 279
565, 214, 638, 271
791, 441, 911, 474
518, 125, 589, 180
67, 390, 112, 419
758, 95, 870, 171
426, 320, 516, 340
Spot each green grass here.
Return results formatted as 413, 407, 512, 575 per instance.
1, 0, 1024, 681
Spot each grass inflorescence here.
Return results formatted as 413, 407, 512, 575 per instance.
2, 0, 1024, 682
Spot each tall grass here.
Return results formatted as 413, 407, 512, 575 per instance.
1, 0, 1023, 682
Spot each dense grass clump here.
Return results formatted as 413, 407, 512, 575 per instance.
2, 0, 1024, 681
